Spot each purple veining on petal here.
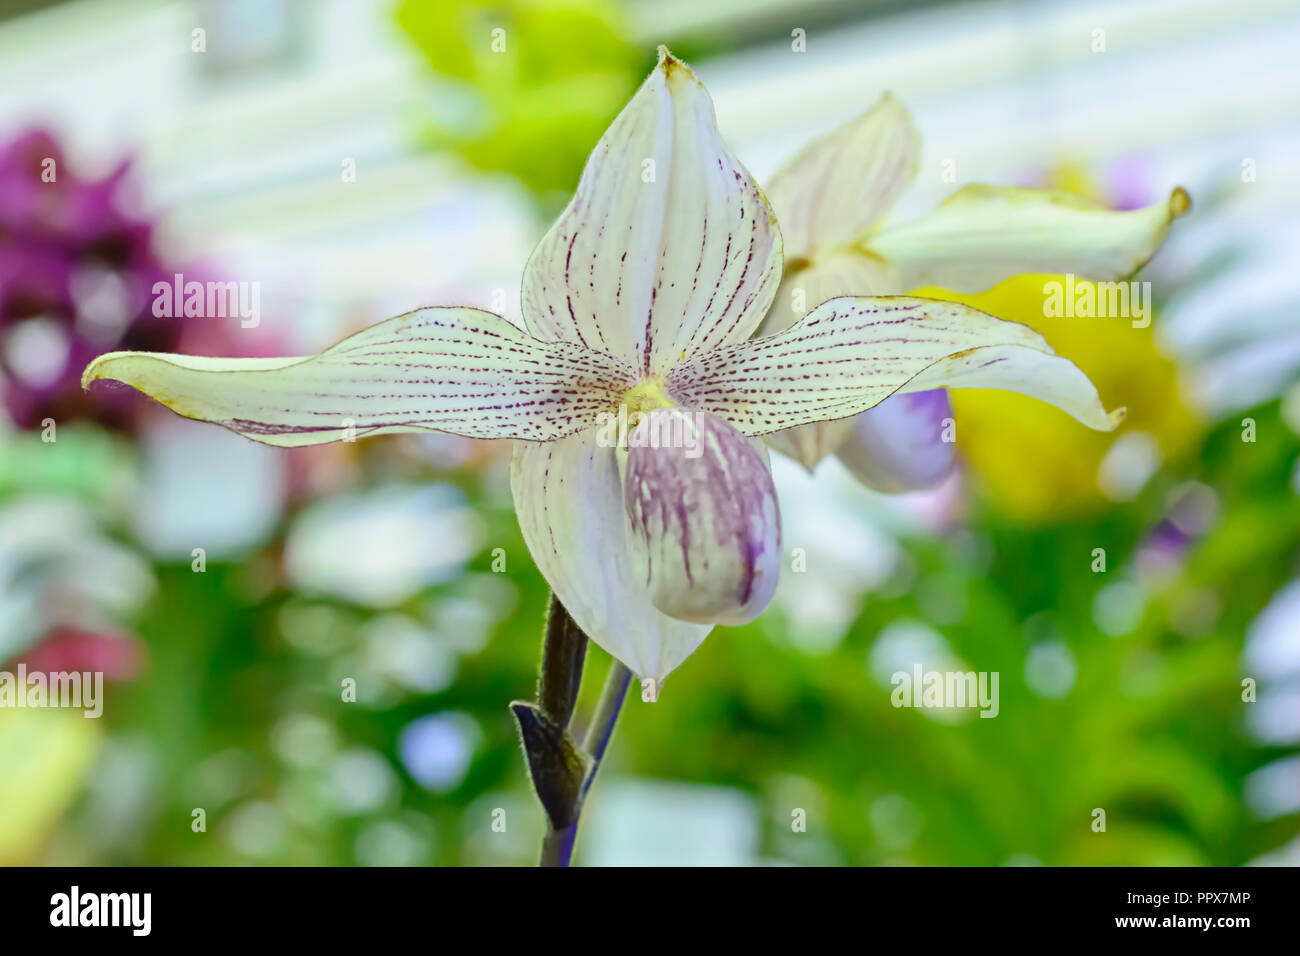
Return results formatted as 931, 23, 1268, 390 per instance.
622, 407, 781, 626
519, 54, 780, 379
835, 388, 957, 493
85, 307, 637, 444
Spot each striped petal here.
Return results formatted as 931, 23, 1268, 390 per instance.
871, 185, 1191, 293
765, 93, 921, 259
83, 307, 634, 446
623, 408, 780, 626
667, 296, 1123, 436
757, 250, 901, 470
521, 46, 781, 376
511, 428, 711, 684
834, 389, 956, 493
758, 249, 902, 339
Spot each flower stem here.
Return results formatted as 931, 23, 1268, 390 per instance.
538, 593, 587, 726
580, 659, 633, 802
537, 658, 632, 866
515, 595, 634, 867
538, 817, 577, 867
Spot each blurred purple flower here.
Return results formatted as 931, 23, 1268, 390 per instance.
1137, 482, 1219, 582
0, 128, 183, 431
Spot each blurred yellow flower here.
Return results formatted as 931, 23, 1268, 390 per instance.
0, 707, 101, 863
923, 272, 1202, 522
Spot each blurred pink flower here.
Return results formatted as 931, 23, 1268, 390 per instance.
12, 627, 144, 682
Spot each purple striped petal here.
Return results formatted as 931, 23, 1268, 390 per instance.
623, 407, 780, 626
521, 46, 781, 376
834, 389, 956, 493
667, 296, 1123, 436
83, 307, 635, 445
757, 249, 902, 471
511, 428, 711, 683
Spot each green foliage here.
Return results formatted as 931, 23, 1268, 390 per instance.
14, 398, 1298, 865
396, 0, 643, 207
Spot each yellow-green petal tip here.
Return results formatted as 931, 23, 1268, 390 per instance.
1170, 186, 1191, 219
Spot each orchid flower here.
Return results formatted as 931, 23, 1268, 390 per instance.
759, 93, 1189, 490
83, 49, 1122, 686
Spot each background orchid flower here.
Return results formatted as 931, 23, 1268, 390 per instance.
759, 93, 1190, 490
84, 49, 1122, 686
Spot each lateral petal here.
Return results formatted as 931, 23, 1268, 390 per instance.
667, 296, 1123, 435
871, 185, 1191, 293
82, 307, 634, 446
756, 250, 902, 471
521, 47, 781, 375
758, 249, 902, 339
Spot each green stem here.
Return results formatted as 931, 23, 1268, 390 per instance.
580, 660, 633, 802
538, 593, 586, 725
538, 659, 632, 866
539, 819, 577, 867
519, 596, 635, 867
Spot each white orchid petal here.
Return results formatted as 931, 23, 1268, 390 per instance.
758, 250, 902, 470
667, 296, 1123, 435
765, 93, 920, 259
834, 389, 956, 493
522, 46, 781, 375
511, 428, 711, 684
871, 185, 1191, 293
759, 250, 902, 338
623, 408, 780, 626
83, 307, 634, 446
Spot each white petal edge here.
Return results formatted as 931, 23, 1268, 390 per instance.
765, 92, 921, 260
82, 307, 635, 446
521, 46, 782, 375
511, 428, 712, 685
667, 296, 1124, 435
870, 184, 1191, 293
